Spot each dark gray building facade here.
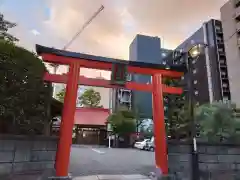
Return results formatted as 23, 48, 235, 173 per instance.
168, 19, 230, 105
129, 34, 172, 118
111, 19, 230, 117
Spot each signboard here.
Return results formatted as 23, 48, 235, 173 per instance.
110, 63, 128, 86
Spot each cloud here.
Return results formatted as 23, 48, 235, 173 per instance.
46, 0, 228, 60
31, 29, 40, 36
2, 0, 229, 79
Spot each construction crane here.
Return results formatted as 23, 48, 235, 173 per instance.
63, 5, 104, 50
50, 5, 104, 98
51, 5, 104, 74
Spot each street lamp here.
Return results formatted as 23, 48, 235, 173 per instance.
186, 43, 207, 180
188, 44, 206, 58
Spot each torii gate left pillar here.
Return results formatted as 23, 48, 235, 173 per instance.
36, 44, 185, 178
55, 62, 81, 176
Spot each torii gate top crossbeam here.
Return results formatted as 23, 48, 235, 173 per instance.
36, 45, 186, 77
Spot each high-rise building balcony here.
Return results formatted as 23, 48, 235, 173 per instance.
237, 37, 240, 47
220, 66, 228, 72
223, 87, 230, 92
235, 4, 240, 21
218, 47, 226, 56
215, 25, 223, 34
217, 39, 224, 45
222, 83, 229, 88
220, 71, 229, 79
236, 22, 240, 33
236, 0, 240, 8
219, 59, 227, 67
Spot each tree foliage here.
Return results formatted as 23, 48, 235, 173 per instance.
138, 119, 153, 138
195, 102, 240, 143
78, 88, 102, 108
0, 40, 52, 135
0, 13, 18, 42
56, 87, 65, 103
107, 107, 136, 136
162, 77, 190, 139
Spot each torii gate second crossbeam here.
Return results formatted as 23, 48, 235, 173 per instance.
36, 44, 185, 178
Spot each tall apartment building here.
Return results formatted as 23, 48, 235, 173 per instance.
129, 34, 171, 118
221, 0, 240, 107
110, 35, 171, 116
168, 19, 230, 105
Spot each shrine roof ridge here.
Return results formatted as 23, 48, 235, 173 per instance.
36, 44, 186, 73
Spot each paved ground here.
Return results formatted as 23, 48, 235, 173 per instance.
3, 146, 156, 179
69, 145, 155, 178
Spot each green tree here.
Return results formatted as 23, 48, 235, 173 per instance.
107, 107, 136, 136
195, 101, 240, 143
56, 87, 65, 103
0, 13, 18, 42
0, 41, 52, 135
78, 88, 102, 108
162, 77, 190, 139
139, 119, 154, 138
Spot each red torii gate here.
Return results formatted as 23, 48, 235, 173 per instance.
36, 45, 185, 178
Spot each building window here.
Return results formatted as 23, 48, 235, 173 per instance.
193, 69, 197, 74
236, 0, 240, 7
126, 74, 132, 81
194, 91, 199, 95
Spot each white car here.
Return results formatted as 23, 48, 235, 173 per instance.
134, 139, 150, 150
146, 137, 155, 151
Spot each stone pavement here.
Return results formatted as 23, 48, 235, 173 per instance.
1, 174, 153, 180
73, 174, 151, 180
69, 147, 155, 177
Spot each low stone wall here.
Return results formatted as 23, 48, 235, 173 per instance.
0, 135, 58, 175
168, 140, 240, 180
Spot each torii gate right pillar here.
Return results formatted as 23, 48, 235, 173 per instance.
152, 74, 168, 174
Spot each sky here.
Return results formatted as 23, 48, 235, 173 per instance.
0, 0, 228, 78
